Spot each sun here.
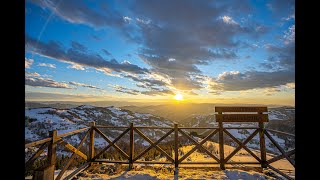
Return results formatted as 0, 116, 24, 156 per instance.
174, 93, 184, 101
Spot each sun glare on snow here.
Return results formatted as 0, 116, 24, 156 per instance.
174, 93, 184, 101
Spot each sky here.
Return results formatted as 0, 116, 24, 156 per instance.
25, 0, 295, 105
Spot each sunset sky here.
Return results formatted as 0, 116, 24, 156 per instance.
25, 0, 295, 105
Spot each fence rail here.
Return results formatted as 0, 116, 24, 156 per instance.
25, 106, 295, 180
25, 124, 295, 180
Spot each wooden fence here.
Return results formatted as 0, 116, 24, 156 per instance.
25, 107, 295, 180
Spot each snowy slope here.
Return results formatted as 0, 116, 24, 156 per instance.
25, 105, 175, 158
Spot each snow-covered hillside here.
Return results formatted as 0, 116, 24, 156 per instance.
25, 105, 173, 141
25, 105, 174, 159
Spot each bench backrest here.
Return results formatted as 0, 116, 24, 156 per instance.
215, 106, 269, 123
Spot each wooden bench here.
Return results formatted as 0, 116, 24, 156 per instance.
215, 106, 269, 169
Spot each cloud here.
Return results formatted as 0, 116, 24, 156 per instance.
25, 77, 72, 89
285, 83, 295, 89
102, 49, 112, 56
110, 85, 140, 95
282, 12, 295, 21
25, 58, 34, 68
67, 63, 85, 70
71, 41, 87, 52
124, 74, 168, 88
264, 43, 295, 71
27, 0, 125, 28
69, 81, 101, 89
109, 84, 174, 96
283, 25, 295, 45
127, 0, 266, 91
140, 89, 175, 96
209, 69, 294, 91
123, 16, 132, 23
263, 87, 281, 96
26, 72, 40, 77
221, 15, 238, 25
25, 35, 149, 75
38, 63, 56, 68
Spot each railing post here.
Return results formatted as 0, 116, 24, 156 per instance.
129, 122, 134, 169
47, 130, 57, 179
89, 121, 95, 163
259, 121, 267, 168
218, 120, 225, 170
174, 124, 179, 172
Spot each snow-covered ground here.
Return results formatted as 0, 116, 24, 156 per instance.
64, 142, 293, 180
76, 168, 275, 180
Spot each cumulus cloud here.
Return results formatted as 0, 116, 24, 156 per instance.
124, 74, 168, 88
25, 77, 72, 89
25, 58, 34, 68
67, 63, 85, 70
25, 35, 149, 75
38, 63, 56, 68
128, 0, 267, 91
209, 69, 294, 92
25, 72, 40, 77
264, 43, 295, 71
26, 0, 293, 96
285, 83, 295, 89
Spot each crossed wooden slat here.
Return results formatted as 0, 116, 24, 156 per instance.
56, 130, 90, 180
264, 130, 295, 167
56, 138, 88, 160
223, 129, 261, 163
178, 129, 220, 163
92, 127, 130, 160
134, 128, 174, 162
224, 129, 259, 163
93, 127, 130, 159
267, 149, 295, 164
133, 129, 174, 162
266, 164, 294, 180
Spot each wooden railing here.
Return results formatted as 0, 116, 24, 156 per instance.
25, 107, 295, 180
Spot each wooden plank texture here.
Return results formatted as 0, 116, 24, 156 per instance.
56, 131, 89, 180
25, 137, 51, 148
216, 114, 269, 122
58, 139, 87, 160
89, 122, 96, 161
215, 106, 267, 112
129, 123, 134, 169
